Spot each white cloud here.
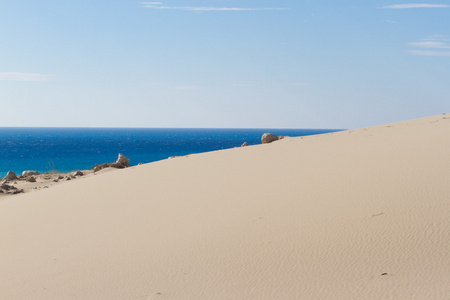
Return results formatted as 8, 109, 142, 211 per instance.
409, 50, 450, 56
141, 2, 288, 11
409, 35, 450, 56
0, 72, 51, 82
383, 4, 450, 8
171, 85, 203, 90
287, 83, 311, 86
231, 84, 252, 87
409, 41, 450, 48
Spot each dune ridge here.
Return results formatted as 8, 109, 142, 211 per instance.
1, 114, 450, 299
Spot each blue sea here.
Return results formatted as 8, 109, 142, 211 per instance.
0, 127, 341, 178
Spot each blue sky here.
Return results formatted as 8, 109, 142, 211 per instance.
0, 0, 449, 128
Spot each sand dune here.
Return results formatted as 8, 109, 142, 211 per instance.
1, 114, 450, 299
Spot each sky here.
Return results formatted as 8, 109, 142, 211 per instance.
0, 0, 449, 129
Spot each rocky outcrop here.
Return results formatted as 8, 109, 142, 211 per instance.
0, 182, 23, 195
22, 170, 40, 177
93, 154, 131, 172
261, 133, 279, 144
241, 142, 248, 147
4, 171, 18, 181
73, 171, 84, 177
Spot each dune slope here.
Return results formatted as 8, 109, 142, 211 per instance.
1, 114, 450, 299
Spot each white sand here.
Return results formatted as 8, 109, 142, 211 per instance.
1, 114, 450, 299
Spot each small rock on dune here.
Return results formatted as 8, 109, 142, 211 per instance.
22, 170, 40, 177
4, 171, 18, 181
26, 176, 37, 183
116, 153, 130, 167
261, 133, 279, 144
110, 162, 126, 169
93, 163, 112, 172
93, 154, 131, 172
241, 142, 249, 147
0, 182, 23, 194
73, 171, 84, 176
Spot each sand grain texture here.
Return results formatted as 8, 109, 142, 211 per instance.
1, 114, 450, 299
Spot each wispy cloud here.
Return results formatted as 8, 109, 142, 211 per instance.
231, 84, 252, 87
231, 82, 312, 87
141, 2, 288, 11
0, 72, 51, 82
410, 41, 450, 48
171, 85, 203, 90
409, 50, 450, 56
409, 35, 450, 56
286, 82, 311, 86
383, 4, 450, 9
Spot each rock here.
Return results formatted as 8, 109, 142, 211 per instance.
110, 162, 127, 169
261, 133, 279, 144
26, 176, 37, 182
4, 171, 18, 181
241, 142, 248, 147
93, 154, 131, 172
93, 163, 112, 172
0, 182, 23, 194
116, 153, 130, 167
1, 182, 13, 190
22, 170, 40, 177
65, 176, 72, 181
73, 171, 84, 176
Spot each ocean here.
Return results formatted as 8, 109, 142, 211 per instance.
0, 127, 341, 178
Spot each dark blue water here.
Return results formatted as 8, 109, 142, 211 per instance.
0, 127, 341, 178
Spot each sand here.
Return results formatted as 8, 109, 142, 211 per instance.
1, 114, 449, 299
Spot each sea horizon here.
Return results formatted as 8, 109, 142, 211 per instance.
0, 127, 342, 178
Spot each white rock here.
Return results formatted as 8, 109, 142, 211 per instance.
22, 170, 40, 177
116, 153, 130, 167
261, 133, 279, 144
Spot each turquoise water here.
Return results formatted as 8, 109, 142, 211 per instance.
0, 127, 342, 178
